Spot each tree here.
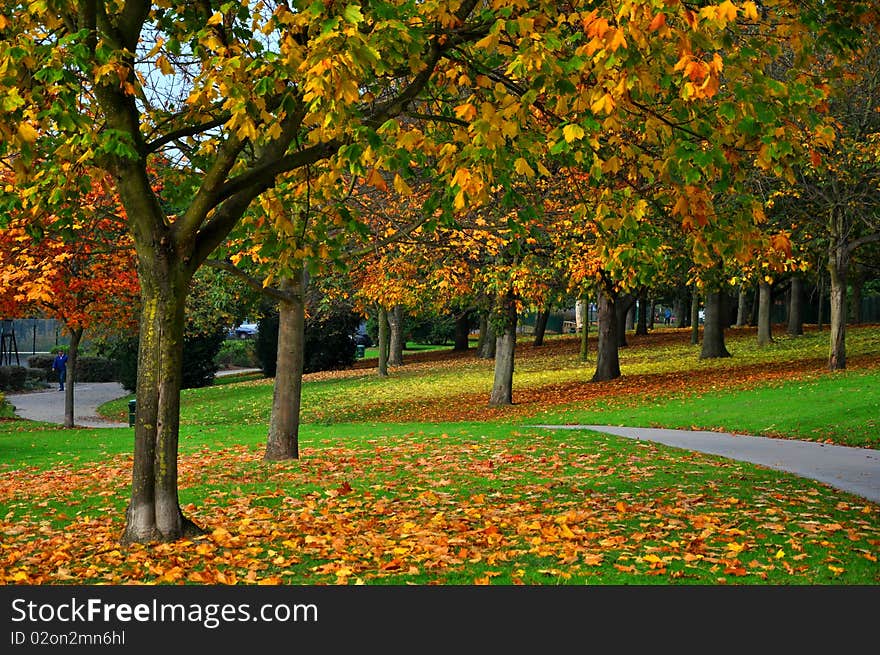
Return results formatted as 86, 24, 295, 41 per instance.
0, 174, 139, 426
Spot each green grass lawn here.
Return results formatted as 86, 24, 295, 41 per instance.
1, 325, 877, 585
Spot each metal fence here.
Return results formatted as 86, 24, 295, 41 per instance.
0, 319, 68, 365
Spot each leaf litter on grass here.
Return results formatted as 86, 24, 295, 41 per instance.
2, 428, 877, 585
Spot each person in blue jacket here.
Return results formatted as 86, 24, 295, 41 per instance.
51, 348, 68, 391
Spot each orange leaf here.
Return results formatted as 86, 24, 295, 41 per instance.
648, 13, 666, 31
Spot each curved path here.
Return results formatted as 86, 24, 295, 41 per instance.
4, 382, 131, 428
534, 425, 880, 505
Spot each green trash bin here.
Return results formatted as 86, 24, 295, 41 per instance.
128, 399, 136, 427
356, 344, 365, 359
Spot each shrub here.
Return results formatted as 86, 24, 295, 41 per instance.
0, 391, 12, 418
109, 329, 227, 393
215, 339, 259, 369
26, 354, 116, 382
25, 368, 47, 389
0, 366, 28, 391
257, 307, 359, 378
407, 313, 456, 345
27, 354, 55, 379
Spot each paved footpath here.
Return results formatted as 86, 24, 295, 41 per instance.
3, 369, 260, 430
534, 425, 880, 505
5, 382, 131, 428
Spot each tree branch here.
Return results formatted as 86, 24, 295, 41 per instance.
204, 258, 296, 304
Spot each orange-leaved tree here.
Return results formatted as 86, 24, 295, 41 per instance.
0, 172, 138, 426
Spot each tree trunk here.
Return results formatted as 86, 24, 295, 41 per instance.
377, 305, 389, 376
388, 305, 404, 365
264, 271, 305, 461
828, 212, 849, 370
849, 264, 863, 325
592, 287, 621, 382
750, 287, 759, 327
533, 309, 549, 346
817, 272, 825, 331
453, 311, 470, 351
674, 294, 685, 328
699, 291, 731, 359
649, 299, 656, 330
579, 297, 589, 362
757, 281, 773, 345
477, 314, 496, 359
123, 267, 201, 545
488, 295, 517, 406
635, 288, 648, 336
63, 327, 83, 428
787, 276, 804, 336
736, 284, 748, 327
616, 293, 635, 348
690, 288, 700, 345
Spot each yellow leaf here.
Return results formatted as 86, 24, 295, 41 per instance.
591, 92, 615, 115
207, 12, 223, 25
17, 122, 38, 143
393, 174, 412, 195
514, 157, 535, 177
718, 0, 738, 22
156, 55, 174, 76
606, 28, 627, 52
775, 549, 786, 559
563, 124, 585, 143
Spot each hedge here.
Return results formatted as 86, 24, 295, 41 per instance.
26, 354, 117, 383
0, 366, 28, 391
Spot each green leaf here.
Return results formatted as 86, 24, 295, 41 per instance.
343, 4, 364, 24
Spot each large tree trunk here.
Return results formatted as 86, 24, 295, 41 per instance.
624, 302, 635, 332
388, 305, 404, 366
377, 305, 389, 377
700, 291, 731, 359
63, 327, 83, 428
533, 309, 549, 346
757, 281, 773, 345
592, 287, 620, 382
616, 293, 635, 348
787, 276, 804, 336
477, 313, 496, 359
123, 266, 201, 545
264, 271, 305, 461
453, 311, 470, 352
828, 212, 849, 370
690, 288, 700, 345
849, 263, 863, 325
488, 295, 517, 406
816, 271, 825, 331
579, 297, 590, 362
674, 293, 686, 328
736, 284, 748, 327
635, 288, 648, 335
